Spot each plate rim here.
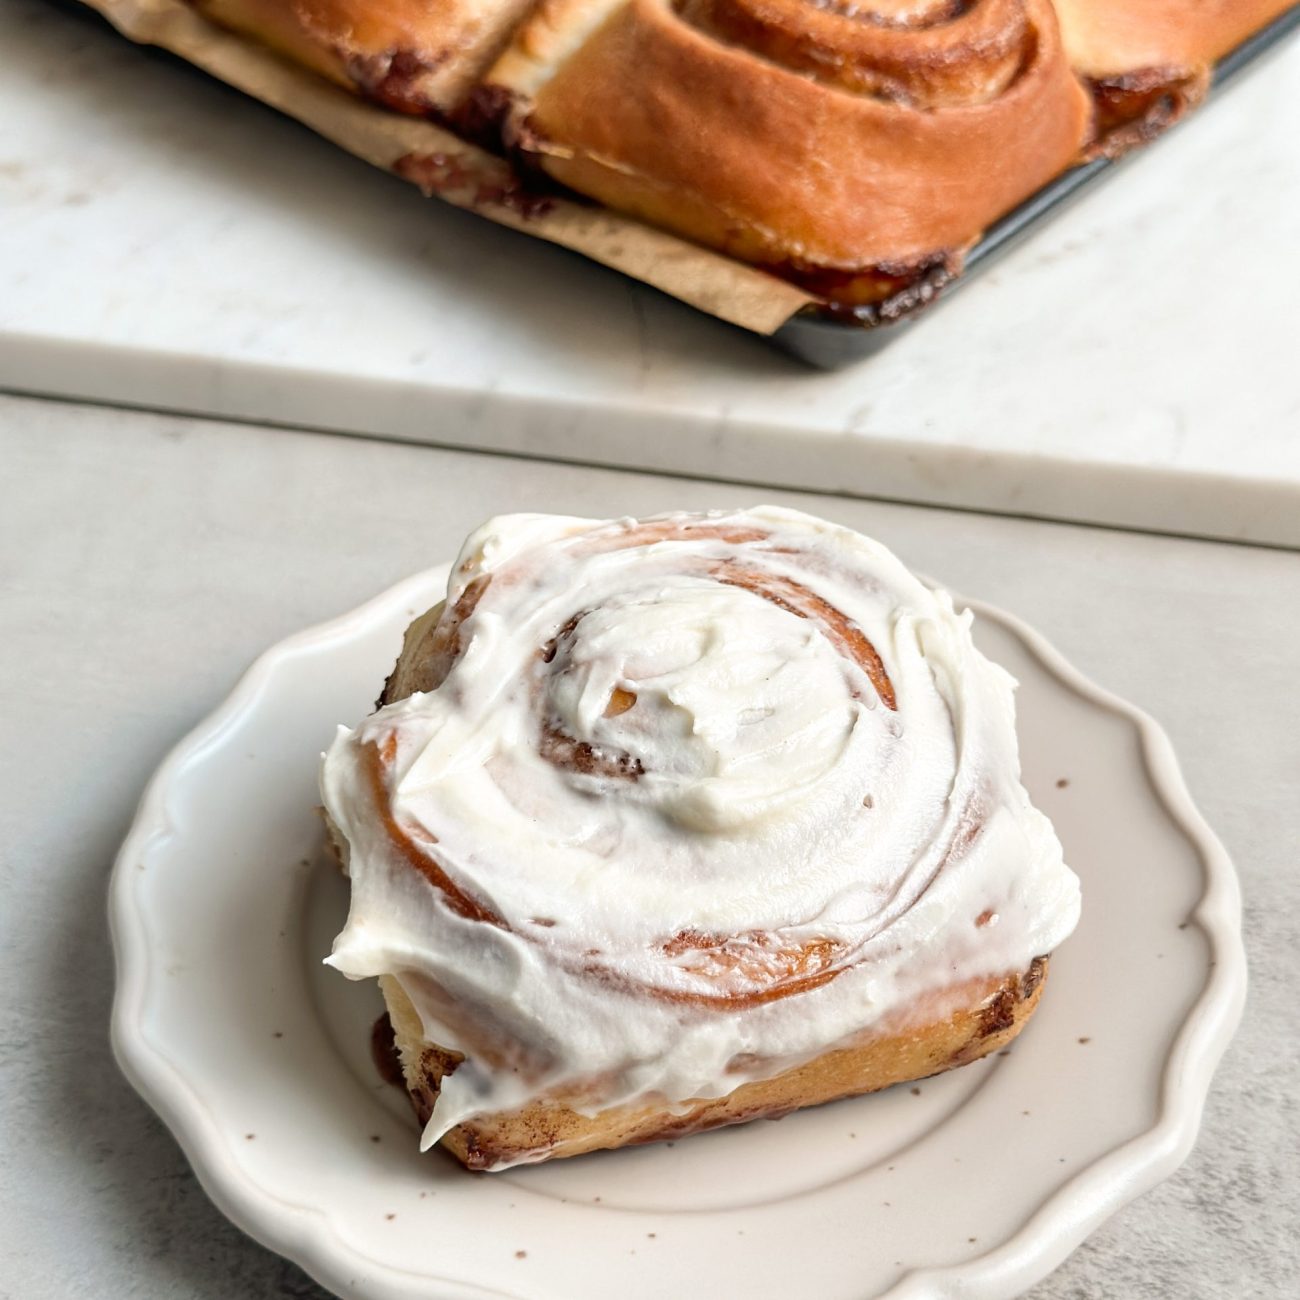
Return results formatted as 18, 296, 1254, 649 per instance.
108, 567, 1247, 1300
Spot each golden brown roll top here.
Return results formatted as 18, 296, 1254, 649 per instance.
1056, 0, 1295, 77
1053, 1, 1298, 148
485, 0, 1092, 275
192, 0, 538, 112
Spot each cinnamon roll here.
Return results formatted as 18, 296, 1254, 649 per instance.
179, 0, 1295, 310
483, 0, 1091, 300
1052, 1, 1297, 149
320, 508, 1081, 1169
189, 0, 538, 113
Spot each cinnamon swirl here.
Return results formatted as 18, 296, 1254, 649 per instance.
320, 508, 1081, 1169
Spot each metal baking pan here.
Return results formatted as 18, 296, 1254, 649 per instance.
774, 5, 1300, 370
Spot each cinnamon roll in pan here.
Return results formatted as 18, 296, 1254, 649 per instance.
320, 509, 1081, 1169
485, 0, 1090, 276
177, 0, 1298, 317
1054, 1, 1296, 150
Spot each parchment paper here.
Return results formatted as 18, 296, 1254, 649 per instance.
75, 0, 817, 334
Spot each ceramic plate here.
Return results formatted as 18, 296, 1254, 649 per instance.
109, 566, 1245, 1300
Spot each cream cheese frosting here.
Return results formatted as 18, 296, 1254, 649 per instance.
321, 506, 1080, 1161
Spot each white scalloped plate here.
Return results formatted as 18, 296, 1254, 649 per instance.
109, 565, 1246, 1300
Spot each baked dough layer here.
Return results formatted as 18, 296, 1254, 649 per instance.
379, 959, 1049, 1170
185, 0, 1295, 302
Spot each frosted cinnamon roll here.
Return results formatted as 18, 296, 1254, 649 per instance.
321, 508, 1080, 1169
484, 0, 1091, 304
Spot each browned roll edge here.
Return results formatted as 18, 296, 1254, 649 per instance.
1056, 0, 1294, 156
190, 0, 539, 114
1083, 67, 1210, 158
380, 960, 1049, 1170
488, 0, 1092, 273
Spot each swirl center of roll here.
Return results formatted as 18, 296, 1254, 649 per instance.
542, 580, 864, 833
364, 511, 977, 952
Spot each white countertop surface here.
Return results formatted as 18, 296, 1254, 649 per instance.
1, 392, 1296, 1298
3, 1, 1300, 546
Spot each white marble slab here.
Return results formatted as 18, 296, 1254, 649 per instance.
3, 390, 1299, 1299
2, 1, 1299, 546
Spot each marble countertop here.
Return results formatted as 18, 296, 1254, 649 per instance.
3, 2, 1300, 545
1, 392, 1296, 1298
